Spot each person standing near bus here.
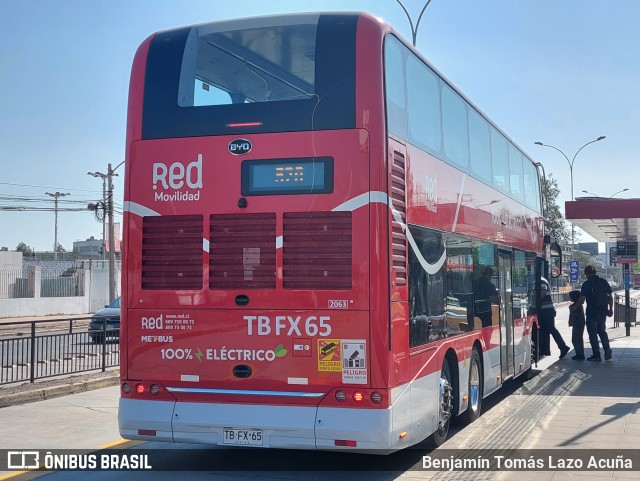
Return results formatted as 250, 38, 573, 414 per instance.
474, 267, 498, 327
568, 290, 586, 360
575, 266, 613, 361
538, 281, 570, 359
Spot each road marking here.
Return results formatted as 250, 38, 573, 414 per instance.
98, 439, 130, 449
0, 471, 28, 481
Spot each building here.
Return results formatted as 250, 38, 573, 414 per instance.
577, 242, 599, 256
73, 236, 104, 258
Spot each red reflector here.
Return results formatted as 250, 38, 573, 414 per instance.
334, 440, 357, 447
226, 121, 263, 128
138, 429, 156, 436
353, 392, 364, 402
136, 384, 145, 394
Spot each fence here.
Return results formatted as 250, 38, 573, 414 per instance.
613, 293, 638, 327
0, 317, 119, 385
0, 266, 88, 300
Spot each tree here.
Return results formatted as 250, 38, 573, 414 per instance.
54, 243, 67, 254
541, 174, 571, 245
16, 242, 35, 257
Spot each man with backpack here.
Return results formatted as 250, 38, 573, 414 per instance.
575, 265, 613, 361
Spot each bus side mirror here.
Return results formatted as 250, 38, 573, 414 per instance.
550, 241, 562, 279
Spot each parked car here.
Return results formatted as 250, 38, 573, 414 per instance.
88, 297, 120, 344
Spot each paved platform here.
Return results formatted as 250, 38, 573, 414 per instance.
439, 297, 640, 480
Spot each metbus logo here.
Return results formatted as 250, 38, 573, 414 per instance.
228, 138, 252, 155
152, 155, 202, 202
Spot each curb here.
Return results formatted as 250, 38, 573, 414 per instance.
0, 371, 120, 408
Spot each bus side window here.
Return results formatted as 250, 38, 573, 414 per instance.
408, 226, 445, 347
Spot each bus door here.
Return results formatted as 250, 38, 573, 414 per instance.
498, 250, 515, 380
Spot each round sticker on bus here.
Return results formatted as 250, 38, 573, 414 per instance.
228, 138, 252, 156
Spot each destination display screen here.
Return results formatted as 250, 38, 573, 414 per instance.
241, 157, 334, 196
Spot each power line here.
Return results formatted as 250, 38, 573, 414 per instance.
0, 181, 104, 194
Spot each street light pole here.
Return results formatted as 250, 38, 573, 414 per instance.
534, 136, 606, 256
582, 188, 629, 198
45, 191, 70, 260
610, 188, 629, 198
395, 0, 434, 46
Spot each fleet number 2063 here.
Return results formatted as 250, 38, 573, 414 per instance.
244, 315, 332, 336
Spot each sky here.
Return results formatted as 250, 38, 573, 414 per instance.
1, 0, 638, 252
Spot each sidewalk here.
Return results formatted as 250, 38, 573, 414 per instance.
441, 298, 640, 480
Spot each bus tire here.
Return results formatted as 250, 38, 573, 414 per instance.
426, 359, 454, 447
458, 347, 482, 425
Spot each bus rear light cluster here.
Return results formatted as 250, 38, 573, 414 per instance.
122, 382, 164, 397
333, 389, 385, 406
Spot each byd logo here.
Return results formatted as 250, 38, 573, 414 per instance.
228, 138, 252, 155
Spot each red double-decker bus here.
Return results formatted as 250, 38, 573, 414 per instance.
119, 12, 558, 453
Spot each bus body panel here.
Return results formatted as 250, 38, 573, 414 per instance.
120, 11, 547, 453
126, 309, 371, 392
405, 144, 543, 253
125, 130, 371, 312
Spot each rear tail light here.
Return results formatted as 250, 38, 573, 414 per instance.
325, 389, 388, 407
335, 440, 357, 447
121, 381, 174, 401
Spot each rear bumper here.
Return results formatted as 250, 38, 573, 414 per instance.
118, 397, 400, 453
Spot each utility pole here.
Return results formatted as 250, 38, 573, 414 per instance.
87, 171, 108, 258
45, 191, 70, 260
88, 162, 123, 302
107, 163, 116, 303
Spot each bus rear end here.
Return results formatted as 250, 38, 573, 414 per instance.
119, 13, 395, 452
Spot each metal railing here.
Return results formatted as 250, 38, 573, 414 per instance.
613, 293, 638, 328
550, 291, 571, 304
0, 317, 119, 385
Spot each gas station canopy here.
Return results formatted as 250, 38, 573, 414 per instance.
565, 197, 640, 242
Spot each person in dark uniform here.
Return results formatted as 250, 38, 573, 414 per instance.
538, 281, 570, 359
474, 267, 498, 328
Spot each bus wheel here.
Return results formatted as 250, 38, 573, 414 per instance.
459, 347, 482, 425
427, 360, 454, 447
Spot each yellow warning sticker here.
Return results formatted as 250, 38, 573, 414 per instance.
318, 339, 341, 372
